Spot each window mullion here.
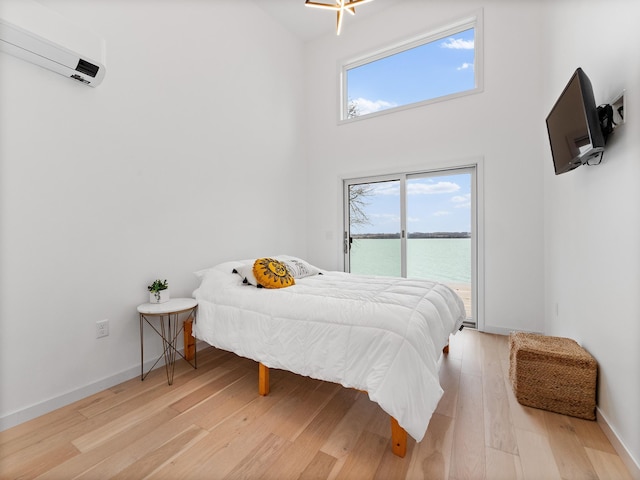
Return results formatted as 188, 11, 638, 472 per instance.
400, 175, 407, 278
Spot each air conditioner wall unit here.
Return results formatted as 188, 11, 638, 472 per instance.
0, 0, 106, 87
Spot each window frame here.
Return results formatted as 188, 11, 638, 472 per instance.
338, 10, 483, 123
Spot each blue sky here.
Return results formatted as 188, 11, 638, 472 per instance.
347, 28, 475, 115
351, 173, 472, 234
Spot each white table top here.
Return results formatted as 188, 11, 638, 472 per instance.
137, 297, 198, 315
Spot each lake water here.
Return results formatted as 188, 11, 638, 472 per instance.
349, 238, 471, 284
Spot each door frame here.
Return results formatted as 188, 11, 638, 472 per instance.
341, 157, 484, 331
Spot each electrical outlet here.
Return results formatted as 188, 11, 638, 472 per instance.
96, 319, 109, 338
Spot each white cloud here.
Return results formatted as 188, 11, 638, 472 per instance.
408, 181, 460, 195
457, 62, 474, 71
441, 37, 475, 50
352, 97, 398, 115
451, 194, 471, 203
433, 211, 451, 216
370, 213, 400, 223
452, 193, 471, 208
371, 184, 399, 196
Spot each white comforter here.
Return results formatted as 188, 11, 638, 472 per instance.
193, 261, 466, 442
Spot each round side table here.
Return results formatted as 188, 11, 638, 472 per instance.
137, 298, 198, 385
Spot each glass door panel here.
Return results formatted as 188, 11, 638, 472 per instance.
406, 171, 473, 323
347, 179, 402, 277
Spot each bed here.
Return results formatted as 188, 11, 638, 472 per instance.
191, 256, 466, 457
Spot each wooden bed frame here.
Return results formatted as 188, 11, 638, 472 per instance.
184, 317, 449, 458
257, 362, 411, 457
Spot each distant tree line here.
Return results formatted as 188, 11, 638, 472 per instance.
352, 232, 471, 239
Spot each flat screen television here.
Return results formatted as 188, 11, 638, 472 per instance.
546, 68, 604, 175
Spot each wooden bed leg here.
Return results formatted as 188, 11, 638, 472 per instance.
184, 317, 195, 362
258, 363, 270, 396
443, 344, 450, 354
390, 417, 407, 458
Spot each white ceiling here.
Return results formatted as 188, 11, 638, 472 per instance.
255, 0, 406, 42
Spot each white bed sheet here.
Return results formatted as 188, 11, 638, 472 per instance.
192, 260, 466, 442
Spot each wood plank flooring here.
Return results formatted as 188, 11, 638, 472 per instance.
0, 329, 633, 479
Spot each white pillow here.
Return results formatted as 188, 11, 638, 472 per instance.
233, 263, 259, 286
194, 267, 214, 280
275, 255, 320, 279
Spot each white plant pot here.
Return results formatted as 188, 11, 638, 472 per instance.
150, 288, 170, 304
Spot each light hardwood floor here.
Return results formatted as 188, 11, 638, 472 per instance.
0, 329, 633, 479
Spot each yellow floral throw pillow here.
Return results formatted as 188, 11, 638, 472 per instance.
253, 258, 295, 289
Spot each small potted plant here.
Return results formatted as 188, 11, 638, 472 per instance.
148, 279, 169, 304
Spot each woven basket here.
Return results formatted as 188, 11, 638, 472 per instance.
509, 332, 597, 420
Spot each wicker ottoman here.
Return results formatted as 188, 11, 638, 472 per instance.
509, 332, 597, 420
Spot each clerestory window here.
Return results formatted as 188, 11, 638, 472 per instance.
341, 11, 482, 121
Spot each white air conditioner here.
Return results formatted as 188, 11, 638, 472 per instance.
0, 0, 106, 87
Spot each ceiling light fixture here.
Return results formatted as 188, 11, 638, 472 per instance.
305, 0, 374, 36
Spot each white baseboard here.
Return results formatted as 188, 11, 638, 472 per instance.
479, 325, 513, 335
0, 340, 207, 433
478, 325, 542, 336
0, 364, 142, 432
597, 407, 640, 480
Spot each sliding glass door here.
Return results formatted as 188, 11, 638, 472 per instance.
344, 167, 477, 326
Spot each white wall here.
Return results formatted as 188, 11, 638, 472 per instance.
0, 0, 307, 428
303, 0, 546, 334
2, 0, 637, 469
542, 0, 640, 470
